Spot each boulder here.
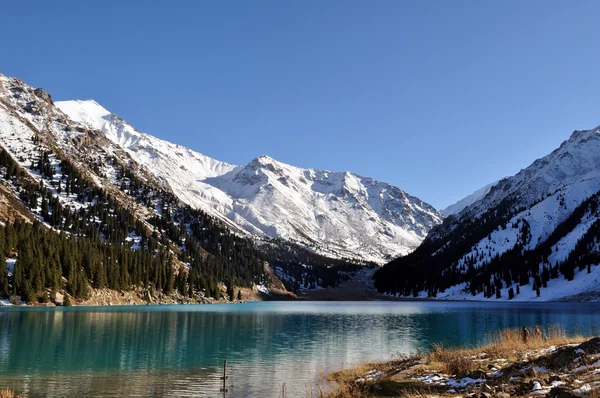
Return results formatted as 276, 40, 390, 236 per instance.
537, 338, 600, 371
23, 102, 39, 114
543, 347, 578, 370
142, 290, 153, 303
33, 87, 53, 104
576, 337, 600, 355
54, 292, 64, 305
546, 386, 586, 398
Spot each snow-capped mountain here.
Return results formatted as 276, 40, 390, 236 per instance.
0, 72, 276, 302
441, 180, 501, 216
56, 100, 442, 263
375, 126, 600, 301
55, 100, 242, 230
207, 154, 441, 262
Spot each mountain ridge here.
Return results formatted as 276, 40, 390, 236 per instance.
375, 125, 600, 301
56, 99, 443, 263
442, 180, 502, 216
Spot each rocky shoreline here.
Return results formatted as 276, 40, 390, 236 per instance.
326, 328, 600, 398
0, 283, 295, 307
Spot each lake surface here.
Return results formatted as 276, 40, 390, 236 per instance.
0, 301, 599, 397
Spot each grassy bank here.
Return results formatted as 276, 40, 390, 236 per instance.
325, 326, 599, 397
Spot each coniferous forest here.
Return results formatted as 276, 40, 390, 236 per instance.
374, 189, 600, 299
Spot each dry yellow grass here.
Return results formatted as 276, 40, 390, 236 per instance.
327, 362, 386, 385
482, 324, 580, 356
317, 384, 363, 398
324, 325, 592, 398
428, 324, 586, 376
427, 342, 476, 376
0, 389, 23, 398
324, 362, 387, 398
323, 353, 428, 398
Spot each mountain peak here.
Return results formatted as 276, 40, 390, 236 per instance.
569, 126, 600, 145
56, 99, 112, 131
253, 154, 277, 164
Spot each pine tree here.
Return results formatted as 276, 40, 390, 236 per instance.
23, 280, 36, 303
77, 271, 89, 298
13, 257, 25, 298
0, 253, 8, 296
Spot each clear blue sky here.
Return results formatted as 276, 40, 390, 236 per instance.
2, 1, 600, 209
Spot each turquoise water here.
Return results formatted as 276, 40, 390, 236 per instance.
0, 301, 599, 397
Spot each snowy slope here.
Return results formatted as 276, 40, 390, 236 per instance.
207, 154, 441, 262
416, 261, 600, 302
56, 100, 442, 263
377, 125, 600, 301
0, 74, 157, 227
55, 100, 240, 224
442, 180, 501, 216
434, 126, 600, 249
447, 127, 600, 257
458, 128, 600, 223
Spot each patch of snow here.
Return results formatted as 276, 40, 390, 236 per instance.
125, 232, 142, 250
0, 299, 12, 306
256, 284, 270, 295
5, 258, 15, 276
531, 381, 543, 391
575, 384, 592, 393
446, 377, 484, 388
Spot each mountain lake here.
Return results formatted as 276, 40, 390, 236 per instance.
0, 301, 599, 397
